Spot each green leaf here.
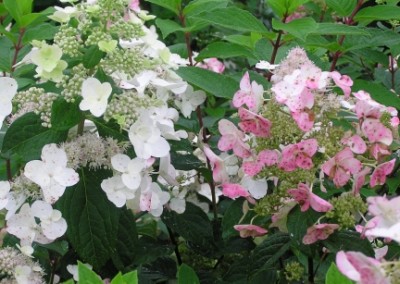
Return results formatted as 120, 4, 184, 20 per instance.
272, 17, 318, 41
1, 112, 68, 162
177, 264, 200, 284
353, 79, 400, 109
92, 118, 128, 142
196, 42, 256, 61
0, 36, 13, 72
387, 176, 400, 195
78, 261, 103, 284
161, 203, 214, 249
250, 232, 291, 272
267, 0, 310, 18
111, 271, 138, 284
325, 262, 353, 284
145, 0, 181, 15
20, 13, 42, 27
224, 35, 254, 48
22, 22, 58, 44
111, 210, 140, 270
325, 0, 356, 17
56, 168, 120, 270
38, 240, 69, 256
83, 45, 105, 69
355, 5, 400, 25
192, 7, 268, 34
3, 0, 27, 25
183, 0, 228, 17
322, 230, 374, 257
155, 18, 183, 39
312, 23, 370, 36
61, 280, 74, 284
221, 199, 243, 239
51, 98, 83, 131
176, 66, 238, 99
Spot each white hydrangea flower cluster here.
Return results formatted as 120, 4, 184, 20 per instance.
0, 247, 45, 284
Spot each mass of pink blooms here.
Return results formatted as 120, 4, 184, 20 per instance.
207, 48, 400, 283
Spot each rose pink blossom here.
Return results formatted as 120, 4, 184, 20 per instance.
238, 107, 272, 137
221, 183, 249, 199
242, 149, 280, 177
330, 71, 353, 98
341, 134, 367, 154
361, 120, 393, 146
336, 251, 389, 284
291, 109, 315, 131
279, 139, 318, 171
129, 0, 140, 12
390, 116, 399, 127
234, 224, 268, 238
322, 147, 362, 187
287, 183, 333, 212
370, 159, 396, 187
203, 145, 228, 183
302, 223, 339, 244
232, 72, 264, 112
218, 119, 251, 158
352, 167, 371, 195
199, 58, 225, 73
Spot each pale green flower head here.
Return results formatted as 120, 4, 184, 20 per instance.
36, 60, 68, 82
31, 43, 63, 72
98, 40, 118, 53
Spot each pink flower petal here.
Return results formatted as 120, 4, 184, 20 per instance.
221, 183, 250, 199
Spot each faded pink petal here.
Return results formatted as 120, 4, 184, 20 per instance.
279, 139, 317, 171
352, 167, 372, 195
336, 251, 389, 284
234, 224, 268, 238
369, 143, 391, 160
232, 72, 263, 111
341, 134, 367, 154
288, 183, 332, 212
238, 108, 272, 137
242, 160, 263, 177
391, 117, 399, 127
203, 145, 228, 183
362, 120, 393, 146
221, 183, 249, 199
330, 71, 353, 98
202, 58, 225, 73
258, 149, 280, 166
370, 159, 396, 187
291, 110, 314, 132
302, 223, 339, 244
218, 119, 251, 158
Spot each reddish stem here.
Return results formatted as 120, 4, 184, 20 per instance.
267, 13, 288, 81
329, 0, 364, 71
11, 28, 26, 73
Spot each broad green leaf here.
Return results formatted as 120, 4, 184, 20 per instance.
287, 206, 321, 255
155, 18, 183, 39
0, 36, 14, 72
177, 264, 200, 284
51, 98, 83, 131
221, 199, 243, 239
38, 240, 69, 256
176, 66, 238, 99
61, 280, 74, 284
355, 5, 400, 25
111, 271, 138, 284
192, 7, 269, 34
353, 79, 400, 109
322, 230, 374, 257
387, 176, 400, 195
196, 42, 256, 61
1, 112, 68, 162
183, 0, 228, 17
111, 210, 140, 270
161, 203, 214, 249
78, 261, 103, 284
56, 168, 120, 269
344, 29, 400, 51
250, 232, 291, 272
325, 263, 353, 284
83, 45, 105, 69
325, 0, 356, 17
170, 140, 203, 171
3, 0, 24, 25
224, 35, 254, 48
272, 17, 318, 41
22, 22, 58, 44
145, 0, 181, 15
311, 23, 370, 36
20, 13, 42, 27
267, 0, 310, 18
92, 118, 128, 142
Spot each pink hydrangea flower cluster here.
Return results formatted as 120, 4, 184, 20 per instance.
209, 47, 399, 245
